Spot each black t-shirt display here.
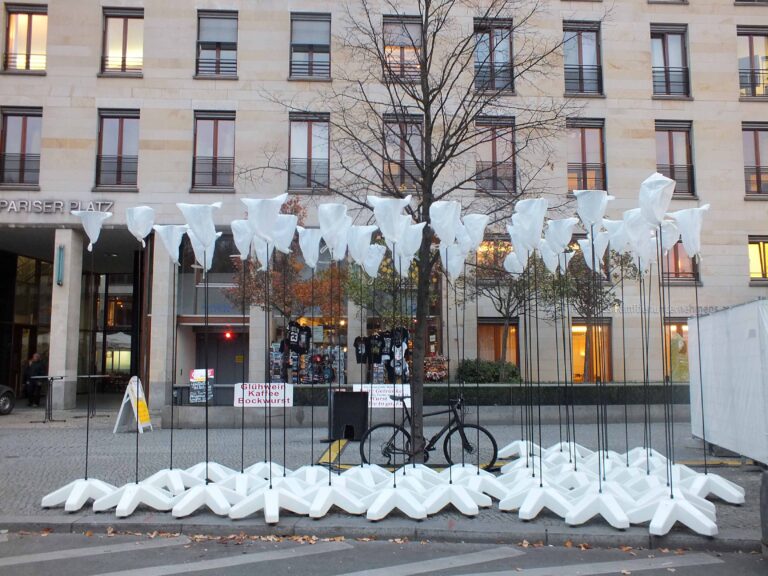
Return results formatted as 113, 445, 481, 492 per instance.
298, 325, 312, 354
369, 333, 383, 364
353, 336, 368, 364
287, 321, 301, 352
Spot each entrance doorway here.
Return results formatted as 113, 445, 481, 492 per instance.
195, 330, 248, 385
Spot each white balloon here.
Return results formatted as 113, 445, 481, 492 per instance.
602, 218, 631, 255
367, 195, 411, 245
557, 251, 576, 273
362, 244, 387, 278
574, 190, 614, 229
241, 194, 288, 244
126, 206, 155, 247
462, 213, 490, 252
187, 228, 221, 272
514, 198, 548, 248
392, 222, 426, 277
507, 224, 530, 266
429, 201, 462, 246
545, 217, 579, 254
503, 251, 524, 275
71, 210, 113, 252
668, 204, 710, 260
318, 203, 351, 261
347, 225, 378, 266
578, 231, 610, 272
660, 220, 680, 254
639, 172, 676, 226
296, 226, 323, 270
177, 202, 221, 249
273, 214, 298, 254
230, 220, 252, 261
538, 239, 559, 274
153, 224, 187, 265
251, 235, 275, 271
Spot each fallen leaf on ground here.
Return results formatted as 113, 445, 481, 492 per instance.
520, 540, 530, 548
84, 530, 93, 537
619, 545, 633, 552
564, 540, 573, 548
621, 570, 631, 575
579, 543, 592, 551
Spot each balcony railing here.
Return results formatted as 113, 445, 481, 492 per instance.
745, 165, 768, 194
564, 65, 603, 95
652, 66, 690, 96
288, 158, 329, 190
290, 58, 330, 78
567, 162, 605, 192
475, 161, 515, 193
196, 57, 237, 76
96, 155, 138, 187
740, 68, 768, 97
192, 156, 234, 188
384, 58, 421, 82
657, 164, 694, 196
0, 153, 40, 184
102, 55, 143, 73
384, 159, 420, 191
474, 62, 514, 91
3, 52, 46, 71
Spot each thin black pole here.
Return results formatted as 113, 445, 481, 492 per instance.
204, 248, 210, 484
240, 258, 247, 474
170, 260, 178, 470
693, 268, 709, 474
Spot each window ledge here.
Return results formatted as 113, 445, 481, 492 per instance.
97, 71, 143, 79
749, 279, 768, 287
745, 193, 768, 201
671, 194, 699, 201
0, 69, 46, 76
735, 1, 768, 5
0, 183, 40, 191
564, 92, 606, 99
92, 185, 139, 194
194, 74, 239, 81
288, 186, 331, 195
652, 94, 693, 101
663, 279, 702, 287
288, 75, 332, 82
475, 89, 516, 96
739, 96, 768, 102
649, 1, 689, 4
190, 186, 236, 194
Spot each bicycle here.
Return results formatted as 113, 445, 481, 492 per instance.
358, 394, 498, 469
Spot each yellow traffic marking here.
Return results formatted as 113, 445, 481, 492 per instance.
316, 439, 348, 466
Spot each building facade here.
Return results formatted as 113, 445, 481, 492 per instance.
0, 0, 767, 412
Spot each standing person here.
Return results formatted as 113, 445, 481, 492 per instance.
27, 353, 46, 407
22, 354, 33, 406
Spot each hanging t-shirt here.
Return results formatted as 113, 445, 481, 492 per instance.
369, 333, 383, 364
298, 325, 312, 354
287, 321, 301, 352
381, 331, 393, 361
353, 336, 368, 364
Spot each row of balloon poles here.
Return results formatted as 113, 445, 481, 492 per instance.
40, 173, 744, 536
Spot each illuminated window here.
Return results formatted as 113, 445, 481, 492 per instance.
742, 123, 768, 195
383, 16, 421, 81
4, 4, 47, 71
478, 320, 519, 366
383, 113, 422, 191
567, 118, 605, 193
748, 236, 768, 280
664, 320, 689, 382
1, 107, 42, 185
571, 320, 612, 383
738, 27, 768, 98
101, 8, 143, 73
193, 111, 235, 189
663, 241, 697, 281
196, 11, 237, 77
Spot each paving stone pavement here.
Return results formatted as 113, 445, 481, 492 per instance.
0, 402, 762, 553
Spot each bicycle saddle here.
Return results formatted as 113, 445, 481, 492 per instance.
389, 394, 410, 401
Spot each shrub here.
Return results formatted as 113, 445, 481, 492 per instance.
455, 359, 520, 384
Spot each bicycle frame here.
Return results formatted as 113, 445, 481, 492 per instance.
396, 398, 464, 454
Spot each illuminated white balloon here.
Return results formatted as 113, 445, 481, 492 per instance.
177, 202, 221, 250
230, 220, 253, 261
241, 194, 288, 244
668, 204, 710, 260
297, 226, 323, 270
347, 225, 379, 266
362, 244, 387, 278
71, 210, 113, 252
367, 195, 411, 245
153, 224, 188, 265
639, 172, 676, 226
429, 201, 462, 246
574, 190, 614, 229
126, 206, 155, 247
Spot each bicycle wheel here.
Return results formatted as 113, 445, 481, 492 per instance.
359, 424, 412, 467
443, 424, 498, 470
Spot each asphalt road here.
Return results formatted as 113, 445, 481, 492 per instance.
0, 530, 764, 576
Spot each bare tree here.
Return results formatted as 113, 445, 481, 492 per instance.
242, 0, 571, 460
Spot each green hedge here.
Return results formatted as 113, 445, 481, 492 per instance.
455, 359, 521, 384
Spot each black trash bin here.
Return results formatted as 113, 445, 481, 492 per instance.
330, 390, 368, 441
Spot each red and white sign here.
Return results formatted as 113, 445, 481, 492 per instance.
234, 382, 294, 407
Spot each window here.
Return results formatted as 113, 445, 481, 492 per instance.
383, 16, 421, 81
478, 320, 519, 366
1, 107, 41, 185
288, 113, 329, 190
196, 11, 237, 77
474, 19, 513, 91
567, 118, 605, 192
96, 110, 139, 188
651, 25, 689, 96
664, 320, 689, 382
571, 320, 612, 383
748, 236, 768, 280
383, 113, 422, 191
663, 241, 697, 281
563, 22, 602, 95
742, 123, 768, 195
738, 27, 768, 97
290, 13, 330, 78
101, 8, 143, 73
4, 4, 47, 71
655, 120, 694, 196
475, 117, 515, 194
193, 112, 235, 189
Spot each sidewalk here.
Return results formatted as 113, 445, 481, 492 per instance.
0, 403, 762, 553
